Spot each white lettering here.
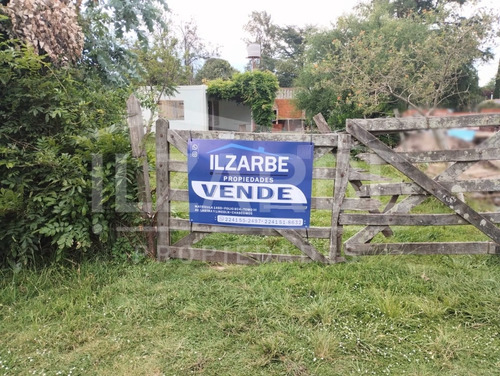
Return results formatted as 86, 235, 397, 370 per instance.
251, 156, 264, 171
191, 181, 306, 203
225, 154, 237, 171
209, 154, 289, 173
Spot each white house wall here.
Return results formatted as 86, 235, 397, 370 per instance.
144, 85, 209, 132
168, 85, 208, 131
143, 85, 252, 132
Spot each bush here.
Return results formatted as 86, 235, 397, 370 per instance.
0, 41, 141, 267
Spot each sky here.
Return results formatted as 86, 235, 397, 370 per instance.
166, 0, 500, 86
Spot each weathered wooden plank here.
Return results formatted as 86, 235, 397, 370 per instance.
174, 130, 339, 147
126, 94, 145, 158
344, 242, 500, 256
314, 197, 381, 210
162, 247, 313, 264
358, 179, 500, 196
312, 113, 337, 161
244, 253, 313, 263
165, 247, 259, 264
168, 218, 332, 238
127, 94, 153, 220
276, 229, 330, 263
169, 189, 187, 201
357, 148, 500, 165
347, 131, 500, 245
168, 160, 187, 172
340, 212, 500, 226
382, 194, 399, 213
172, 232, 207, 247
311, 167, 336, 179
348, 114, 500, 132
313, 167, 390, 181
339, 198, 383, 211
313, 113, 332, 133
167, 129, 188, 156
347, 121, 500, 245
156, 119, 171, 260
329, 134, 351, 261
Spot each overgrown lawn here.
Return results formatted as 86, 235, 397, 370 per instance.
1, 256, 500, 375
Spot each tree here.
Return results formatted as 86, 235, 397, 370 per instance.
337, 1, 495, 114
493, 59, 500, 99
294, 27, 376, 130
78, 0, 169, 85
130, 24, 184, 131
0, 1, 170, 266
194, 58, 237, 84
390, 0, 466, 18
244, 11, 277, 73
178, 19, 220, 84
296, 0, 497, 127
244, 11, 315, 87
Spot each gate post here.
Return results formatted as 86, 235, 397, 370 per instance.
329, 133, 351, 262
156, 118, 170, 260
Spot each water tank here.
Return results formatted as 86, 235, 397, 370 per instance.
247, 43, 261, 59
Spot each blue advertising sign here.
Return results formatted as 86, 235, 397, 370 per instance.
188, 139, 314, 228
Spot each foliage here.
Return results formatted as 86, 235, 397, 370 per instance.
390, 0, 467, 17
477, 99, 500, 110
0, 0, 84, 64
78, 0, 169, 85
131, 29, 182, 90
129, 26, 185, 131
294, 55, 368, 131
295, 0, 497, 128
206, 71, 279, 129
194, 58, 237, 84
1, 0, 171, 85
0, 41, 140, 266
494, 59, 500, 99
244, 11, 315, 87
178, 19, 220, 84
322, 1, 496, 115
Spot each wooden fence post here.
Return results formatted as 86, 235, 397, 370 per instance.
156, 118, 170, 260
329, 133, 351, 262
126, 94, 155, 257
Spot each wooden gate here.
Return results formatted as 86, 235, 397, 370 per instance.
155, 114, 500, 264
342, 114, 500, 257
155, 118, 391, 264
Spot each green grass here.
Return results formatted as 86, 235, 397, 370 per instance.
1, 256, 500, 375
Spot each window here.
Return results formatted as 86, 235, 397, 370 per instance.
159, 100, 184, 120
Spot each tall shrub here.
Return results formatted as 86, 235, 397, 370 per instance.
0, 41, 139, 266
